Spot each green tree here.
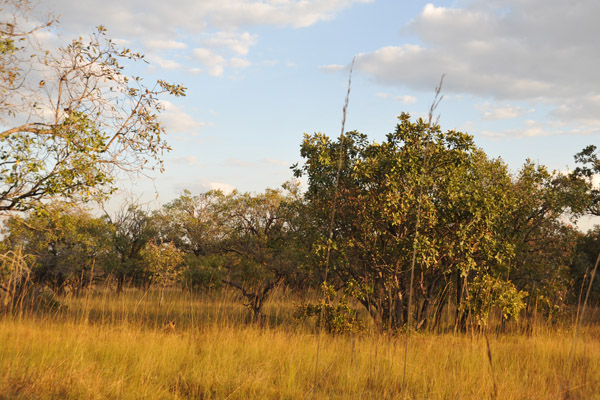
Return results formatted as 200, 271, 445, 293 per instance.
493, 162, 586, 318
141, 241, 184, 306
155, 190, 229, 290
104, 202, 156, 293
571, 145, 600, 216
157, 187, 308, 317
0, 0, 185, 212
294, 115, 493, 329
571, 226, 600, 306
294, 114, 584, 330
157, 190, 227, 257
1, 203, 114, 294
219, 188, 305, 319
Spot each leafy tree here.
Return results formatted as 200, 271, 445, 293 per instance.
219, 188, 305, 319
294, 114, 585, 330
493, 162, 586, 318
156, 190, 227, 257
141, 241, 184, 306
571, 145, 600, 216
571, 226, 600, 307
1, 203, 114, 294
0, 0, 185, 212
104, 202, 156, 293
155, 190, 229, 290
295, 115, 499, 329
157, 186, 308, 318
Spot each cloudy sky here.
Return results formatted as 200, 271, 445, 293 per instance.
31, 0, 600, 211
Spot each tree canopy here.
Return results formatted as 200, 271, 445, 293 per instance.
0, 0, 185, 212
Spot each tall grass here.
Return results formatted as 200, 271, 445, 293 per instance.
0, 287, 599, 399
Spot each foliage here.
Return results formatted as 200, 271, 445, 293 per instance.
155, 190, 227, 257
295, 282, 364, 334
104, 202, 156, 292
179, 253, 225, 290
1, 203, 114, 294
294, 114, 587, 329
157, 185, 308, 318
141, 241, 184, 287
0, 0, 185, 212
463, 274, 527, 325
570, 226, 600, 305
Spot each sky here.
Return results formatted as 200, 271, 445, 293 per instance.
20, 0, 600, 224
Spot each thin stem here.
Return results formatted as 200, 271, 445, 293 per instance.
402, 75, 444, 398
558, 250, 600, 399
311, 58, 355, 400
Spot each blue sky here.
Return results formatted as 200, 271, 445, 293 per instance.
33, 0, 600, 218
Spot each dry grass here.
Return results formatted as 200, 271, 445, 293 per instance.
0, 288, 599, 399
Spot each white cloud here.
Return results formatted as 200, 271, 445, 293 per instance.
160, 101, 207, 134
146, 54, 183, 70
193, 48, 227, 77
263, 158, 289, 167
174, 180, 235, 195
395, 95, 417, 104
38, 0, 370, 79
199, 0, 374, 29
355, 0, 600, 130
229, 57, 252, 69
203, 31, 257, 55
475, 103, 532, 120
171, 156, 201, 166
319, 64, 345, 73
144, 39, 188, 51
550, 95, 600, 126
478, 119, 599, 139
375, 92, 416, 104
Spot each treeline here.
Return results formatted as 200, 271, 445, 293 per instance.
2, 115, 600, 331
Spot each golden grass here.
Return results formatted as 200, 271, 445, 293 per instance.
0, 288, 599, 399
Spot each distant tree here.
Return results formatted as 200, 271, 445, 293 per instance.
0, 0, 185, 212
141, 241, 184, 306
572, 145, 600, 216
155, 190, 228, 290
156, 190, 227, 257
1, 203, 114, 294
571, 226, 600, 307
219, 187, 306, 319
104, 202, 156, 293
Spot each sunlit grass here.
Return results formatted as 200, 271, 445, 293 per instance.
1, 288, 599, 399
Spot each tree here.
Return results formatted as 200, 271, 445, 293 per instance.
141, 241, 184, 306
104, 202, 156, 293
294, 114, 585, 331
571, 226, 600, 307
155, 190, 229, 290
571, 145, 600, 215
294, 115, 493, 329
156, 190, 227, 258
491, 162, 587, 319
218, 188, 305, 319
0, 0, 185, 212
1, 203, 114, 294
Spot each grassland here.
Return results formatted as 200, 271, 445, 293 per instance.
1, 288, 599, 399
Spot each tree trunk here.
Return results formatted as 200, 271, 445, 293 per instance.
116, 272, 124, 294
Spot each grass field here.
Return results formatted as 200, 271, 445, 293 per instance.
1, 288, 599, 399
